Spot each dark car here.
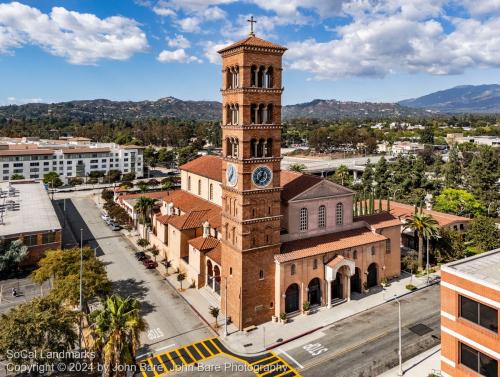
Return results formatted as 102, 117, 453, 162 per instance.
143, 259, 158, 269
134, 251, 146, 260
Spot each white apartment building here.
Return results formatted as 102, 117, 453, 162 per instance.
0, 138, 143, 182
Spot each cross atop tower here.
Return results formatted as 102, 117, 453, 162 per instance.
247, 16, 256, 36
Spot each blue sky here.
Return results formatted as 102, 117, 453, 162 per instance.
1, 0, 500, 105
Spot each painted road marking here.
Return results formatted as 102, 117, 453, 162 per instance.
138, 337, 301, 376
277, 348, 304, 369
155, 343, 175, 352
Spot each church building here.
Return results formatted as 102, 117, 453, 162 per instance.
120, 31, 403, 329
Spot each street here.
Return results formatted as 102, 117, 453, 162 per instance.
276, 285, 440, 377
57, 192, 213, 356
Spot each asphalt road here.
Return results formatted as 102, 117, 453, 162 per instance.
276, 285, 441, 377
59, 193, 213, 357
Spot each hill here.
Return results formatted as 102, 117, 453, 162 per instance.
0, 97, 431, 123
399, 84, 500, 113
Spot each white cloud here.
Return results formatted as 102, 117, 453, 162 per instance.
167, 34, 191, 48
461, 0, 500, 16
249, 0, 346, 18
285, 0, 500, 79
157, 48, 202, 63
177, 16, 202, 32
203, 6, 226, 21
5, 97, 43, 104
0, 2, 148, 65
203, 40, 231, 64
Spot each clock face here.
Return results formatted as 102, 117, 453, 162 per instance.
226, 163, 238, 187
252, 166, 273, 187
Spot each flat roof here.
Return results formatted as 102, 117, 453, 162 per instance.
442, 248, 500, 288
0, 181, 61, 237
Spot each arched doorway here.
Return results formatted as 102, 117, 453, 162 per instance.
367, 263, 378, 288
308, 278, 321, 306
332, 272, 343, 299
351, 267, 362, 293
213, 265, 221, 295
207, 260, 213, 289
285, 284, 299, 313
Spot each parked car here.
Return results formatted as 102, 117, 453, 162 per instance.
109, 222, 121, 231
143, 259, 158, 269
135, 251, 146, 260
101, 213, 110, 222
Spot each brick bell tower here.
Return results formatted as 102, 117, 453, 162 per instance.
218, 19, 287, 329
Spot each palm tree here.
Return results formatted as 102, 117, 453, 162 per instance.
404, 212, 439, 271
134, 197, 156, 238
177, 272, 186, 291
289, 163, 306, 173
91, 294, 147, 377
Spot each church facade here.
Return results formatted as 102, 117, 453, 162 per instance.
117, 34, 403, 329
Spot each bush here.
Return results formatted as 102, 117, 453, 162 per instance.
87, 178, 98, 184
405, 284, 417, 291
68, 177, 83, 186
147, 179, 160, 186
122, 172, 136, 181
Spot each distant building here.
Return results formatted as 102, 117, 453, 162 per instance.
377, 141, 425, 156
446, 133, 500, 147
0, 137, 144, 182
0, 181, 62, 265
440, 249, 499, 377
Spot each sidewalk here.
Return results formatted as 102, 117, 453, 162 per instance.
164, 268, 440, 355
377, 345, 441, 377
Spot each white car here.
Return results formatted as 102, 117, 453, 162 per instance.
101, 213, 111, 222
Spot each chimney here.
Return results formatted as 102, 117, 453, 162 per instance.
202, 221, 210, 238
166, 202, 174, 215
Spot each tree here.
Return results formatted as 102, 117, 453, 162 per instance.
289, 163, 306, 173
105, 169, 122, 183
10, 173, 25, 180
0, 239, 28, 277
102, 189, 114, 202
403, 212, 439, 271
401, 250, 418, 284
434, 188, 485, 217
209, 306, 220, 328
43, 171, 63, 187
435, 228, 468, 264
158, 148, 176, 168
177, 272, 186, 290
150, 245, 160, 262
68, 177, 84, 186
419, 125, 434, 144
331, 165, 352, 186
443, 147, 462, 188
122, 172, 136, 181
373, 157, 390, 197
361, 160, 374, 193
0, 297, 78, 368
177, 145, 198, 166
466, 146, 500, 203
134, 197, 156, 238
466, 216, 500, 254
91, 294, 147, 377
31, 248, 111, 306
137, 238, 150, 251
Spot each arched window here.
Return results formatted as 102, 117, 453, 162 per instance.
299, 208, 308, 231
258, 66, 264, 87
313, 258, 318, 270
198, 179, 201, 195
318, 205, 326, 228
257, 138, 265, 157
188, 176, 191, 191
265, 66, 273, 88
225, 223, 229, 240
371, 245, 376, 255
232, 227, 236, 244
353, 249, 358, 259
251, 104, 257, 124
251, 65, 257, 87
259, 270, 264, 280
266, 104, 273, 124
209, 183, 213, 200
266, 138, 273, 157
336, 203, 343, 225
291, 264, 296, 275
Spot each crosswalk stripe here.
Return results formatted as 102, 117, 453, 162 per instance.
202, 339, 219, 355
208, 338, 223, 354
147, 357, 159, 377
251, 355, 275, 366
186, 344, 203, 361
183, 346, 198, 363
173, 349, 188, 365
159, 354, 174, 373
168, 351, 184, 367
156, 355, 168, 375
258, 359, 282, 377
178, 347, 194, 364
194, 342, 212, 358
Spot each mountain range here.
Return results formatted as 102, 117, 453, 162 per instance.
399, 84, 500, 113
0, 84, 498, 123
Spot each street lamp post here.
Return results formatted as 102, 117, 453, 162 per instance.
426, 237, 430, 285
394, 295, 403, 376
224, 276, 228, 337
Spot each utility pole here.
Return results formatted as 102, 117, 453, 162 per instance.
395, 295, 403, 376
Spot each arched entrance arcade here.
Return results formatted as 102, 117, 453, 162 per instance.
284, 283, 300, 314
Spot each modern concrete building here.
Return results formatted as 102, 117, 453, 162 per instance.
0, 181, 62, 265
0, 137, 144, 182
441, 249, 499, 377
446, 133, 500, 147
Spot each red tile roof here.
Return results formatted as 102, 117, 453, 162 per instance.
218, 36, 287, 53
188, 236, 220, 251
374, 201, 470, 228
276, 227, 387, 263
117, 191, 169, 204
355, 212, 402, 229
168, 210, 210, 230
280, 170, 323, 201
179, 155, 221, 181
156, 214, 174, 225
206, 243, 221, 265
326, 255, 345, 269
